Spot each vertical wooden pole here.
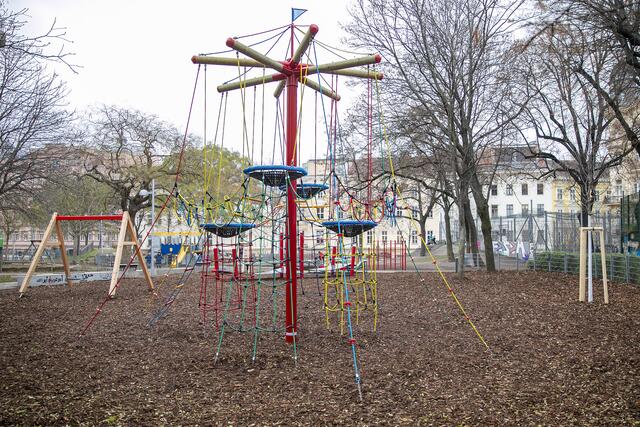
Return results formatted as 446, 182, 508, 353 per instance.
18, 213, 59, 295
125, 212, 153, 292
55, 220, 73, 287
109, 213, 130, 297
600, 229, 609, 304
579, 227, 586, 302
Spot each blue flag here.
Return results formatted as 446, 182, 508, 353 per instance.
292, 8, 307, 22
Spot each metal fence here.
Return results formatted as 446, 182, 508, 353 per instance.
459, 212, 640, 284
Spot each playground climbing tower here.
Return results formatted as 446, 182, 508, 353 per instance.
192, 23, 382, 344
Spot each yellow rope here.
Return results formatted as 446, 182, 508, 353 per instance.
373, 77, 489, 351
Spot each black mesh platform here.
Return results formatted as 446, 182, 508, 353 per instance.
200, 223, 255, 238
243, 165, 307, 187
321, 220, 377, 237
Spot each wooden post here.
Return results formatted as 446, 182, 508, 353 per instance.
109, 213, 130, 297
125, 211, 154, 292
579, 228, 587, 302
599, 229, 609, 304
54, 220, 73, 287
579, 227, 608, 304
18, 213, 59, 295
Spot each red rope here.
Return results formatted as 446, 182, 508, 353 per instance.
80, 66, 203, 336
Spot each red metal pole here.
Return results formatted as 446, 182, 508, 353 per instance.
284, 70, 299, 343
232, 248, 239, 280
383, 241, 386, 270
213, 247, 220, 278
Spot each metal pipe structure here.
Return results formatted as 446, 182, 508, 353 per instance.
285, 71, 299, 343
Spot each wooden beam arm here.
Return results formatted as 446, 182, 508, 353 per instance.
307, 54, 381, 75
292, 24, 318, 63
225, 38, 286, 73
300, 77, 340, 101
217, 73, 287, 93
191, 56, 265, 68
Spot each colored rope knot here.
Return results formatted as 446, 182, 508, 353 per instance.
348, 338, 356, 345
344, 301, 352, 307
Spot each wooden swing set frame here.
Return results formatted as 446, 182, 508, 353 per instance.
18, 212, 154, 297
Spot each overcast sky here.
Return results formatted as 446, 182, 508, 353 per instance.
12, 0, 368, 162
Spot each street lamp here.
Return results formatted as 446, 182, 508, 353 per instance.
139, 179, 156, 277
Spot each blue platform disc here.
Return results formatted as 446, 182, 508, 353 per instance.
321, 220, 377, 237
200, 222, 255, 238
243, 165, 307, 187
280, 182, 329, 199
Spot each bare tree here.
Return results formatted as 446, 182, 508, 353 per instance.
0, 4, 75, 207
81, 105, 182, 232
533, 0, 640, 157
515, 25, 636, 226
346, 0, 524, 277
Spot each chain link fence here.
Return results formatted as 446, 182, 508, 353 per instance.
457, 204, 640, 284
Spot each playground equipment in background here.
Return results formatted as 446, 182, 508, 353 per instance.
18, 213, 153, 297
579, 226, 609, 304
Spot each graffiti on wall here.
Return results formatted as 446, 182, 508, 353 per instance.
21, 271, 113, 287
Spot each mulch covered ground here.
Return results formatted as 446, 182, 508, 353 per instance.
0, 271, 639, 426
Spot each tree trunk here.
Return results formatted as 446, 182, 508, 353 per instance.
443, 204, 455, 262
457, 190, 468, 279
419, 217, 427, 256
73, 234, 80, 257
464, 202, 484, 268
470, 175, 496, 272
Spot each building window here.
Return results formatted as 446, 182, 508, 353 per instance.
381, 230, 387, 243
396, 206, 403, 218
506, 204, 514, 216
615, 179, 623, 196
537, 183, 544, 195
366, 230, 373, 245
521, 183, 528, 196
337, 209, 344, 219
506, 184, 513, 196
317, 207, 325, 219
315, 230, 324, 244
570, 188, 576, 201
426, 209, 433, 218
537, 203, 544, 215
521, 204, 529, 216
491, 204, 498, 217
557, 188, 563, 200
411, 230, 418, 245
412, 208, 419, 219
396, 232, 402, 243
490, 184, 497, 196
595, 190, 600, 201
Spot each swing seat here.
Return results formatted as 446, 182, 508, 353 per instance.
200, 222, 255, 238
243, 165, 307, 187
280, 182, 329, 199
321, 220, 377, 237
